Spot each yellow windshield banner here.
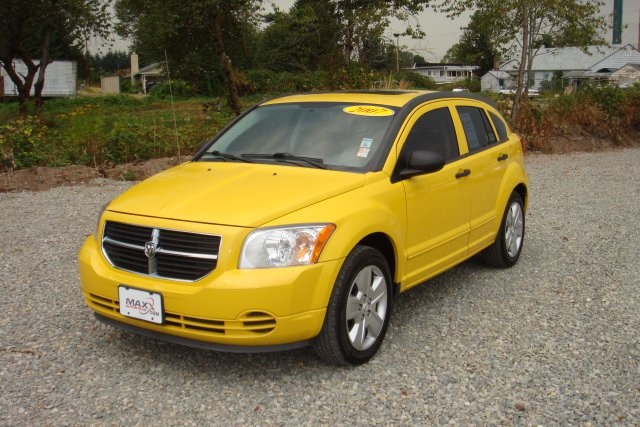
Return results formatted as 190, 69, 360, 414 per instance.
343, 105, 395, 117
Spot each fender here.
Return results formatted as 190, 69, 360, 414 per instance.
495, 154, 529, 218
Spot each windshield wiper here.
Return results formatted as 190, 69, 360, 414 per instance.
204, 150, 253, 163
242, 152, 327, 169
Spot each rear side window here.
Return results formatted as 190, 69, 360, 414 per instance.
489, 111, 509, 142
456, 106, 499, 151
403, 107, 459, 162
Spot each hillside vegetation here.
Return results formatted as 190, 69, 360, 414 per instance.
1, 82, 639, 172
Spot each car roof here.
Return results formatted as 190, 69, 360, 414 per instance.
261, 90, 435, 108
260, 90, 497, 110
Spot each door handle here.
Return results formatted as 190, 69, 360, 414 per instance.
497, 153, 509, 161
455, 169, 471, 179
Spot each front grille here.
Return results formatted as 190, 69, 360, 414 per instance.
102, 221, 221, 281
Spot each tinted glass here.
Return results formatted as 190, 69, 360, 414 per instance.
490, 111, 509, 142
402, 107, 459, 162
456, 106, 497, 151
200, 103, 397, 172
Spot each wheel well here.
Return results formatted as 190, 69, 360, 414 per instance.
514, 183, 528, 209
357, 233, 399, 297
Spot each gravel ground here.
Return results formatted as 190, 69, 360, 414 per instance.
1, 149, 639, 426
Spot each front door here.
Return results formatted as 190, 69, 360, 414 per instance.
399, 103, 473, 289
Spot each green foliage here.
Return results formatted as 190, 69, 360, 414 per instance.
244, 68, 436, 93
0, 0, 112, 108
149, 80, 197, 99
391, 71, 437, 89
515, 83, 640, 151
440, 0, 608, 124
92, 51, 130, 74
257, 2, 342, 72
3, 82, 638, 170
0, 116, 48, 170
0, 95, 230, 170
442, 9, 498, 75
115, 0, 260, 90
576, 84, 627, 115
120, 79, 143, 94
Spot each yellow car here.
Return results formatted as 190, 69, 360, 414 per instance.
79, 91, 528, 365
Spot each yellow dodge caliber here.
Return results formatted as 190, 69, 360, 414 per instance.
79, 91, 529, 365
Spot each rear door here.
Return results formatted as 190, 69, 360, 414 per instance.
453, 103, 511, 254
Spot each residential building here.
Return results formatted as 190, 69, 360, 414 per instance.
408, 64, 479, 85
610, 63, 640, 87
481, 44, 640, 92
480, 71, 514, 92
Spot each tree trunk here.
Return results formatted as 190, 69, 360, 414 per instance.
1, 55, 38, 114
211, 10, 242, 116
344, 18, 354, 67
511, 3, 530, 126
33, 29, 52, 109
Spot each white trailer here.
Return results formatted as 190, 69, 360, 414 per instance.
1, 60, 77, 97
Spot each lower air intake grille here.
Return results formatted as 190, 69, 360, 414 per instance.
102, 221, 221, 281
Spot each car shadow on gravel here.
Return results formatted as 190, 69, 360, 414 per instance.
88, 258, 487, 374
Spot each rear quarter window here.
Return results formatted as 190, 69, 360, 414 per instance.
489, 111, 509, 143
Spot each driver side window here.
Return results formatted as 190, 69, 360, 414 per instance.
402, 107, 459, 164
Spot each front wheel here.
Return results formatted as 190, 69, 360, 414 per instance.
313, 246, 392, 366
482, 192, 525, 268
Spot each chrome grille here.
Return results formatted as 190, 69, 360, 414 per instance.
102, 221, 220, 281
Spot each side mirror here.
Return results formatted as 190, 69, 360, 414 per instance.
398, 150, 446, 180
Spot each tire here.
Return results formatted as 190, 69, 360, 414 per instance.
313, 246, 393, 366
482, 192, 525, 268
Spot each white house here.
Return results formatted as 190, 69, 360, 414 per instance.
408, 64, 479, 84
610, 63, 640, 87
480, 70, 514, 92
481, 44, 640, 91
126, 62, 164, 93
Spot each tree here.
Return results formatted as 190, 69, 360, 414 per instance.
116, 0, 260, 115
257, 1, 342, 72
0, 0, 111, 110
442, 9, 498, 76
439, 0, 607, 124
93, 50, 130, 74
332, 0, 430, 67
258, 0, 431, 71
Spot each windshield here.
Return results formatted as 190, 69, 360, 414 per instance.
198, 102, 397, 172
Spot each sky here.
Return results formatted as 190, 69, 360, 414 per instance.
265, 0, 640, 62
96, 0, 640, 63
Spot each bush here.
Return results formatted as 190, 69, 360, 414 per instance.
149, 80, 197, 99
390, 71, 437, 89
0, 116, 49, 170
120, 78, 142, 94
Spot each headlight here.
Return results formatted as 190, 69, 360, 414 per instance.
240, 224, 336, 269
93, 202, 109, 242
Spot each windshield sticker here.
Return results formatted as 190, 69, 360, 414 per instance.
357, 147, 370, 158
344, 105, 395, 117
360, 138, 373, 148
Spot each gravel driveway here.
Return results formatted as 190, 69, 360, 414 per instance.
1, 148, 639, 425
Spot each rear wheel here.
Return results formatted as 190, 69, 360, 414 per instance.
313, 246, 392, 365
482, 192, 525, 268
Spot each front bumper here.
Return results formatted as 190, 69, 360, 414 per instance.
79, 228, 342, 348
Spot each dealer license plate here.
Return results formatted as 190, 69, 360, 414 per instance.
118, 286, 163, 324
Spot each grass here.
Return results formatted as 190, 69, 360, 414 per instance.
1, 83, 639, 170
0, 95, 238, 170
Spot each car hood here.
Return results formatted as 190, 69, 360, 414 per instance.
106, 161, 367, 227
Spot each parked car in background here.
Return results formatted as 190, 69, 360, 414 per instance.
79, 90, 529, 365
499, 88, 540, 98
